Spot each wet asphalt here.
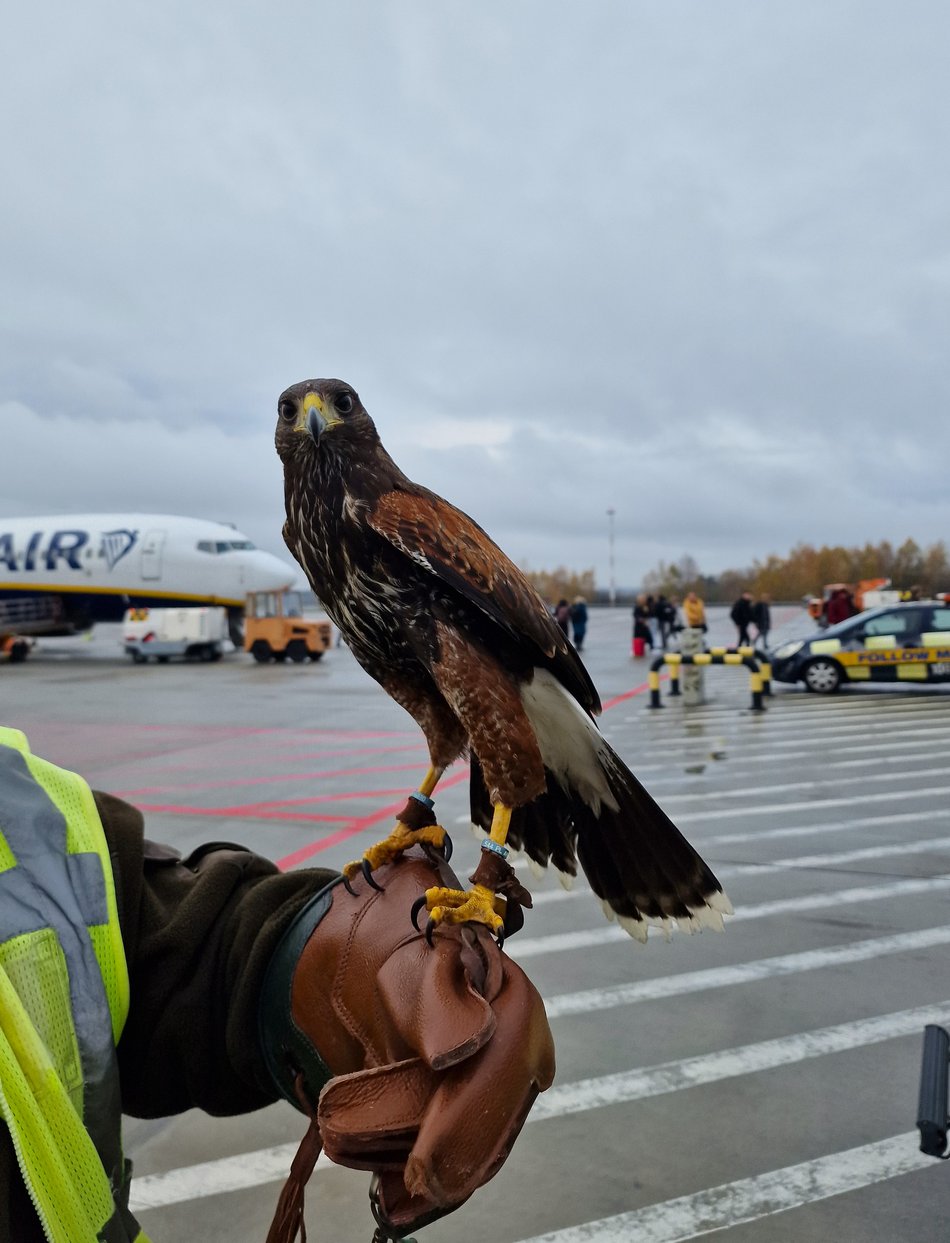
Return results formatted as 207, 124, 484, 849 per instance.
4, 605, 950, 1242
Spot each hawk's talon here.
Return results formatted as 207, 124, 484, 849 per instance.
422, 883, 505, 938
342, 874, 358, 898
410, 894, 428, 931
495, 925, 505, 951
425, 917, 436, 947
362, 859, 385, 892
440, 831, 453, 863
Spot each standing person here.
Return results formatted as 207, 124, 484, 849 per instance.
682, 590, 706, 630
682, 591, 707, 634
645, 594, 660, 648
752, 594, 772, 649
730, 591, 754, 647
668, 596, 684, 644
553, 598, 571, 636
632, 594, 654, 656
570, 596, 589, 651
656, 595, 676, 650
825, 586, 855, 626
0, 727, 553, 1243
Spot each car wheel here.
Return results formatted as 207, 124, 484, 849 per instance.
308, 651, 323, 662
803, 658, 841, 694
286, 639, 308, 663
250, 640, 272, 664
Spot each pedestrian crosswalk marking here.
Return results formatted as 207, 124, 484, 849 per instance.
129, 1001, 946, 1211
544, 925, 950, 1017
529, 824, 950, 906
511, 874, 950, 958
532, 1001, 949, 1120
511, 1132, 934, 1243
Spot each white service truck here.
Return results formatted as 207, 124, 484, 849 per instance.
122, 607, 229, 663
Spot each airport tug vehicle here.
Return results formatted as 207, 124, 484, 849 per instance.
243, 589, 332, 663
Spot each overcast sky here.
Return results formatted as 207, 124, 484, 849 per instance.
2, 2, 948, 588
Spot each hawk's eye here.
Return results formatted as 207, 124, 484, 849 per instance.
278, 400, 296, 422
334, 393, 354, 415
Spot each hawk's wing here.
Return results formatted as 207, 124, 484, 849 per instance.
368, 487, 601, 714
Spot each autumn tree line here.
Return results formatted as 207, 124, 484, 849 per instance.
523, 539, 950, 606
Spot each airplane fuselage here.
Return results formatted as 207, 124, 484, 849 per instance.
0, 514, 294, 636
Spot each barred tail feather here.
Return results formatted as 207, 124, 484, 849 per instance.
577, 745, 731, 940
468, 748, 731, 943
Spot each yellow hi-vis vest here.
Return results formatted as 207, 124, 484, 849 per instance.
0, 728, 149, 1242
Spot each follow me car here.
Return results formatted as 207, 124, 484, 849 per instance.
771, 601, 950, 693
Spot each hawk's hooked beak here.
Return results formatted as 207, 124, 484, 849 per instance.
299, 392, 343, 443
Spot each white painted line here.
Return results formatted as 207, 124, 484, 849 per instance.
653, 764, 950, 805
625, 707, 950, 746
543, 925, 950, 1018
513, 1132, 933, 1243
130, 1143, 334, 1210
528, 820, 950, 907
509, 874, 950, 958
676, 783, 950, 823
703, 807, 950, 849
630, 721, 950, 761
646, 697, 950, 725
131, 999, 945, 1212
716, 833, 950, 880
539, 733, 950, 782
532, 1001, 950, 1120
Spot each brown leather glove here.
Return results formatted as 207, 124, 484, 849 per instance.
259, 846, 556, 1239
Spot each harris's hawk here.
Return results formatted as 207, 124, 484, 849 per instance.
276, 378, 731, 942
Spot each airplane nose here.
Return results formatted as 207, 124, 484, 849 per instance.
250, 551, 295, 592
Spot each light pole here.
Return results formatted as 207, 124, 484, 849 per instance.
606, 507, 616, 606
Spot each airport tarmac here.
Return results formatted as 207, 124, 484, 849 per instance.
4, 605, 950, 1241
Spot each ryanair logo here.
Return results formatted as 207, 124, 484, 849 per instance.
100, 529, 137, 571
0, 527, 139, 573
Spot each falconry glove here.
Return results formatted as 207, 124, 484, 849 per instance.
259, 847, 556, 1241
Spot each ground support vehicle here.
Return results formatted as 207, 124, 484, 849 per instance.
122, 606, 228, 663
0, 634, 33, 663
771, 600, 950, 693
244, 590, 332, 663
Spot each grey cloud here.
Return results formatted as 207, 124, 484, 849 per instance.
3, 1, 950, 586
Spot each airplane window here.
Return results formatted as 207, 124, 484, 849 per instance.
228, 540, 255, 550
215, 541, 231, 553
196, 541, 215, 553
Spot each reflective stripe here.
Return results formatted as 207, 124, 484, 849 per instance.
865, 634, 897, 649
0, 729, 145, 1242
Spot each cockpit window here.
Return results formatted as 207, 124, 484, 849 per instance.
196, 539, 257, 554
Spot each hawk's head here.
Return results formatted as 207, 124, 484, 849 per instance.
274, 378, 378, 466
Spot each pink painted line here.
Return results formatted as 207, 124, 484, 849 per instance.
276, 767, 471, 870
601, 678, 654, 711
114, 761, 426, 798
132, 787, 414, 817
132, 806, 350, 824
115, 743, 427, 778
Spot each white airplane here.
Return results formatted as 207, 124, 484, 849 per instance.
0, 513, 294, 650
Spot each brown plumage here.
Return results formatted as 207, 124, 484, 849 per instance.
275, 377, 730, 940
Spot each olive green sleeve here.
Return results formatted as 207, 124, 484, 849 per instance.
94, 790, 338, 1118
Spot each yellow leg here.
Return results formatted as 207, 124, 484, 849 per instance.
488, 804, 511, 848
423, 804, 512, 936
342, 766, 448, 881
418, 766, 440, 798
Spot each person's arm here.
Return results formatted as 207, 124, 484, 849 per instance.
96, 791, 337, 1117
